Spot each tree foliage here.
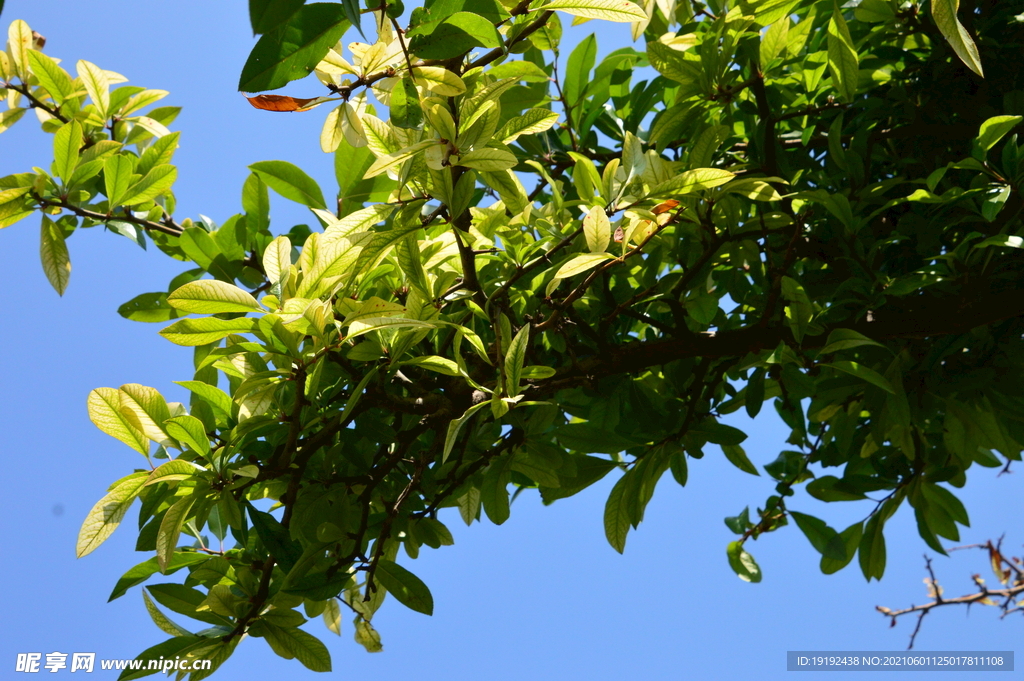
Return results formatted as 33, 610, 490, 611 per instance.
2, 0, 1023, 675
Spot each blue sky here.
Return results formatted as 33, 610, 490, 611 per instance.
0, 1, 1018, 678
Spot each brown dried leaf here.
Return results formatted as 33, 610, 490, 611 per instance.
245, 94, 329, 112
652, 199, 680, 215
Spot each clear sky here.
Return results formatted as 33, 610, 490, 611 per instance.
0, 1, 1018, 679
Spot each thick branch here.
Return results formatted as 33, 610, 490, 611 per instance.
536, 287, 1024, 394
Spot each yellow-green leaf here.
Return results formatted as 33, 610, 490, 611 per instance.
651, 168, 735, 196
39, 215, 71, 296
159, 317, 258, 346
7, 20, 32, 79
142, 589, 192, 636
76, 472, 148, 558
364, 140, 438, 178
583, 205, 610, 253
827, 2, 859, 102
157, 495, 197, 572
88, 387, 149, 455
931, 0, 983, 77
262, 235, 292, 285
497, 108, 560, 143
0, 107, 28, 135
146, 459, 203, 487
121, 164, 177, 206
555, 252, 615, 279
455, 147, 518, 172
28, 51, 75, 105
103, 154, 133, 206
262, 623, 333, 672
77, 59, 111, 117
167, 279, 262, 314
322, 599, 341, 636
53, 120, 83, 183
119, 383, 173, 445
164, 415, 211, 457
540, 0, 647, 22
821, 361, 896, 394
411, 66, 466, 96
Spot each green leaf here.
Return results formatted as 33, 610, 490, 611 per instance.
242, 172, 271, 235
858, 513, 887, 581
238, 4, 350, 92
76, 472, 148, 558
806, 475, 867, 502
789, 511, 846, 561
737, 0, 800, 24
818, 328, 887, 354
117, 292, 182, 323
930, 0, 983, 77
724, 506, 751, 534
167, 279, 262, 314
39, 215, 71, 296
53, 120, 82, 183
103, 154, 133, 206
721, 444, 759, 476
389, 75, 423, 130
854, 0, 895, 21
443, 401, 489, 462
250, 160, 326, 209
373, 559, 434, 615
539, 0, 647, 23
745, 368, 766, 418
975, 115, 1022, 155
142, 588, 192, 636
540, 455, 618, 503
504, 324, 530, 397
88, 387, 150, 455
159, 317, 257, 346
262, 623, 333, 671
108, 552, 210, 601
250, 0, 306, 34
603, 473, 631, 553
114, 635, 206, 681
726, 541, 762, 582
146, 584, 232, 626
164, 415, 211, 457
820, 522, 863, 574
407, 12, 503, 60
826, 2, 859, 102
646, 41, 703, 90
760, 18, 790, 65
554, 423, 640, 454
246, 502, 303, 572
564, 34, 596, 106
821, 361, 895, 394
